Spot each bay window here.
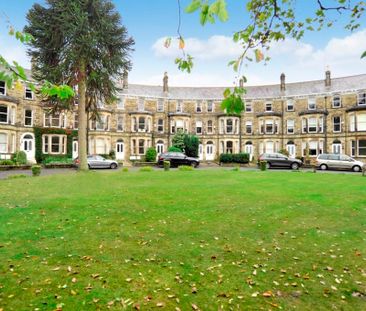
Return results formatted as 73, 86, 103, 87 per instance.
138, 117, 146, 131
138, 139, 145, 154
265, 120, 274, 134
43, 135, 67, 154
308, 118, 317, 133
226, 119, 233, 134
351, 140, 366, 156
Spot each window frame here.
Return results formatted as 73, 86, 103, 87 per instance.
25, 87, 34, 100
286, 100, 294, 112
157, 119, 164, 133
265, 102, 273, 112
332, 95, 341, 108
287, 119, 295, 134
0, 105, 8, 124
42, 134, 67, 155
207, 100, 213, 113
0, 81, 6, 96
157, 99, 164, 112
333, 116, 341, 133
24, 109, 33, 127
308, 98, 316, 110
245, 102, 252, 113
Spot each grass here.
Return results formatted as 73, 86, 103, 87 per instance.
0, 170, 365, 310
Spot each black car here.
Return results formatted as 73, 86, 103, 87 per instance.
157, 152, 199, 168
258, 153, 302, 170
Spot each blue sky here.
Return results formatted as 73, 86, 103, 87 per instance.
0, 0, 365, 86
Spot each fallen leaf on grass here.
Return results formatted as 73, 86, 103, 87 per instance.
262, 291, 273, 297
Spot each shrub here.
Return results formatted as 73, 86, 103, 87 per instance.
279, 149, 290, 157
0, 159, 15, 166
139, 166, 153, 172
163, 160, 170, 171
122, 167, 129, 172
219, 153, 249, 164
184, 135, 199, 157
43, 156, 73, 164
178, 165, 193, 171
232, 165, 240, 171
171, 131, 186, 151
109, 150, 116, 160
11, 151, 27, 165
32, 165, 41, 176
168, 146, 182, 152
259, 161, 267, 171
145, 147, 157, 162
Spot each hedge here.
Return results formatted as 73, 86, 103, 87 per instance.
219, 153, 250, 164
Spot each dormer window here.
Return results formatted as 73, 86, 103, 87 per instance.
332, 95, 341, 108
0, 81, 5, 95
265, 102, 272, 112
358, 92, 366, 105
308, 98, 316, 110
25, 87, 34, 100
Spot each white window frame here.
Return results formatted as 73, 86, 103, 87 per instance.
0, 81, 6, 96
358, 92, 366, 106
245, 121, 252, 134
117, 116, 124, 132
207, 120, 213, 133
0, 105, 8, 124
308, 98, 316, 110
42, 134, 67, 155
245, 102, 252, 113
308, 118, 317, 133
196, 120, 203, 135
25, 87, 34, 100
24, 109, 33, 127
157, 99, 164, 112
287, 100, 294, 111
226, 119, 233, 134
332, 95, 341, 108
0, 132, 7, 153
207, 100, 214, 113
333, 116, 341, 133
265, 120, 274, 134
287, 119, 295, 134
157, 119, 164, 133
265, 102, 272, 112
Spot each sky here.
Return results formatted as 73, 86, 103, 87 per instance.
0, 0, 365, 87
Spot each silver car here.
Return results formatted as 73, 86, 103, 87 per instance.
74, 155, 118, 169
316, 154, 364, 172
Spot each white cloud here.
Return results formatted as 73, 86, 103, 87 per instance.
0, 35, 31, 68
152, 35, 241, 60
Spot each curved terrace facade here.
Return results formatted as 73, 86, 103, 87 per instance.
0, 71, 366, 164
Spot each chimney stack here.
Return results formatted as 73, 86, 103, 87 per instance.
123, 70, 128, 89
239, 78, 244, 88
163, 72, 169, 93
280, 73, 286, 92
325, 70, 331, 87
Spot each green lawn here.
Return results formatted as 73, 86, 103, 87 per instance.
0, 170, 365, 310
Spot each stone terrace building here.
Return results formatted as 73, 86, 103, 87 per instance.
0, 71, 366, 164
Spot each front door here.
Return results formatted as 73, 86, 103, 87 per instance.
116, 142, 124, 160
206, 144, 214, 161
244, 144, 253, 161
72, 141, 78, 159
199, 144, 203, 160
20, 134, 35, 163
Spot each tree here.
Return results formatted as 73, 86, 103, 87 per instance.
25, 0, 134, 171
171, 0, 366, 113
184, 134, 199, 157
172, 130, 186, 151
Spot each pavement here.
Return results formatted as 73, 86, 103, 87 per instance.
0, 165, 362, 180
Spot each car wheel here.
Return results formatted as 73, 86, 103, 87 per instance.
110, 163, 117, 169
266, 162, 271, 169
320, 164, 327, 170
352, 165, 361, 172
291, 162, 299, 170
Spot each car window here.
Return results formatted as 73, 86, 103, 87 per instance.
340, 155, 351, 161
328, 154, 339, 160
96, 156, 104, 160
318, 154, 327, 160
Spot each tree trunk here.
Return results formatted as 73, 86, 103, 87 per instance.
78, 63, 88, 171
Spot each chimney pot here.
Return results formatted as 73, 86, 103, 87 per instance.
325, 70, 331, 87
163, 72, 169, 93
280, 73, 286, 92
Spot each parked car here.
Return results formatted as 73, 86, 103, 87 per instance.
74, 155, 118, 169
258, 153, 303, 170
316, 154, 364, 172
157, 152, 199, 168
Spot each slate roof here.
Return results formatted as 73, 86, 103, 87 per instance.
121, 74, 366, 100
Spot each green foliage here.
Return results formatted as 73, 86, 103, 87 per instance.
183, 134, 199, 157
11, 151, 27, 165
33, 127, 78, 163
139, 166, 153, 172
172, 131, 186, 151
185, 0, 229, 25
231, 165, 240, 171
0, 159, 15, 166
279, 149, 290, 157
168, 146, 182, 152
175, 54, 194, 73
25, 0, 134, 112
122, 167, 129, 172
219, 153, 250, 164
361, 51, 366, 59
178, 165, 194, 171
31, 165, 41, 176
42, 156, 73, 164
259, 160, 267, 171
163, 160, 170, 171
221, 87, 246, 114
145, 147, 157, 162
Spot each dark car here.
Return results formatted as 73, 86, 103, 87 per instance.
157, 152, 199, 168
259, 153, 302, 170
